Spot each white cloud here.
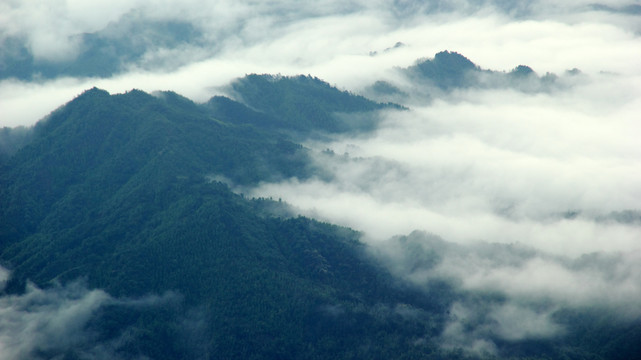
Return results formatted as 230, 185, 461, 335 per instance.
0, 281, 110, 360
374, 230, 641, 353
249, 74, 641, 254
0, 0, 143, 62
0, 267, 184, 360
440, 301, 563, 355
239, 11, 641, 335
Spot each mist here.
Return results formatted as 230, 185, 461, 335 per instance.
244, 49, 641, 354
0, 267, 194, 360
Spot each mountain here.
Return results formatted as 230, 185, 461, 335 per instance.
0, 126, 33, 165
0, 83, 454, 359
410, 50, 479, 90
406, 50, 562, 92
1, 68, 639, 360
0, 87, 310, 240
227, 74, 400, 133
364, 51, 581, 102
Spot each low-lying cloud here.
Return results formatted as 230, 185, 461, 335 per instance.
250, 75, 641, 253
245, 53, 641, 350
439, 301, 564, 356
376, 231, 641, 310
369, 229, 641, 355
0, 281, 110, 360
0, 268, 185, 360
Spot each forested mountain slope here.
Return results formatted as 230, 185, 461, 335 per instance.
0, 82, 452, 359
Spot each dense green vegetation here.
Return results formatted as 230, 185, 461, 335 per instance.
411, 51, 479, 89
0, 82, 455, 359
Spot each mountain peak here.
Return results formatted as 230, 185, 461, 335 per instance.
82, 86, 111, 97
228, 74, 390, 133
411, 50, 479, 89
432, 50, 477, 70
510, 64, 536, 77
64, 87, 111, 108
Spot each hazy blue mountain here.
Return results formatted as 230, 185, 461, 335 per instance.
409, 51, 479, 90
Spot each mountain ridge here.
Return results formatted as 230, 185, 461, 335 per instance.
362, 50, 581, 103
1, 59, 639, 360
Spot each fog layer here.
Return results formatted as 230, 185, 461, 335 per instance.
246, 55, 641, 353
0, 267, 186, 360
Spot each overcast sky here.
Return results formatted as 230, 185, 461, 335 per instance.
2, 0, 641, 356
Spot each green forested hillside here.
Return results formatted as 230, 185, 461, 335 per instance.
0, 83, 456, 359
0, 87, 309, 241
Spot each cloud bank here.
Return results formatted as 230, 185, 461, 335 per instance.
0, 281, 110, 360
2, 0, 641, 126
369, 229, 641, 354
236, 9, 641, 350
0, 268, 185, 360
251, 73, 641, 250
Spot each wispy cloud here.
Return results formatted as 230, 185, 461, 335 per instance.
244, 29, 641, 348
0, 268, 185, 360
0, 280, 110, 360
367, 229, 641, 355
